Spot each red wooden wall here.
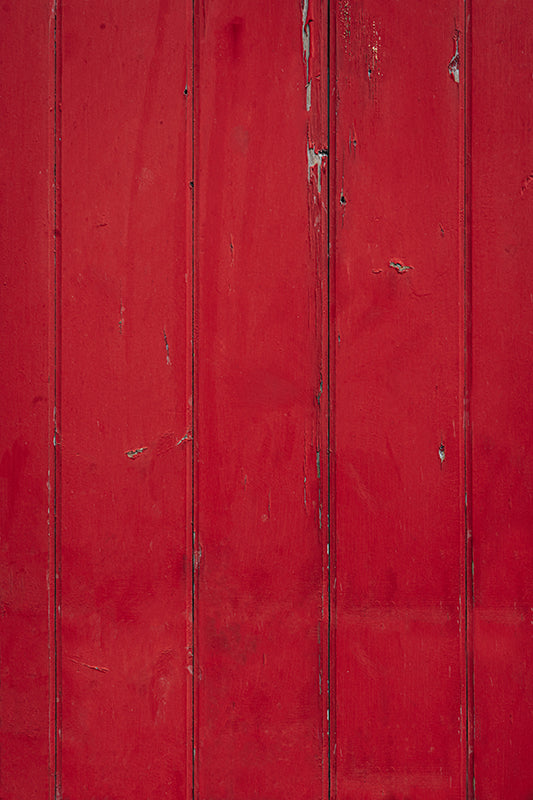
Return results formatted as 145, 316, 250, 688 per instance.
1, 2, 531, 799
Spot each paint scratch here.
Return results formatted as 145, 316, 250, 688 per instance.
69, 657, 109, 674
163, 328, 171, 365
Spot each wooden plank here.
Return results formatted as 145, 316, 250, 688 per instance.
0, 3, 54, 797
194, 1, 329, 796
470, 3, 533, 797
59, 2, 192, 796
333, 2, 467, 797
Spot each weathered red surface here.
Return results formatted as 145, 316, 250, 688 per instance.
334, 3, 467, 797
1, 2, 532, 799
0, 3, 54, 797
59, 1, 192, 796
471, 2, 533, 797
194, 2, 329, 797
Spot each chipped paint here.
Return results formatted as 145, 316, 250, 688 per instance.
448, 33, 460, 83
389, 260, 413, 273
307, 144, 327, 193
301, 0, 311, 111
125, 447, 147, 459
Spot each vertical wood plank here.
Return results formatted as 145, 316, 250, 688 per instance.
471, 3, 533, 797
194, 1, 328, 796
0, 3, 54, 797
59, 2, 191, 796
334, 2, 466, 797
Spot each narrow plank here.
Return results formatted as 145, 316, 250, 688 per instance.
334, 2, 466, 797
0, 3, 54, 797
60, 2, 191, 796
470, 3, 533, 797
195, 1, 328, 796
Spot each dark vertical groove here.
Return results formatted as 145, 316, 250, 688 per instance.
326, 0, 336, 797
463, 2, 474, 798
326, 0, 331, 794
52, 1, 62, 797
191, 1, 197, 797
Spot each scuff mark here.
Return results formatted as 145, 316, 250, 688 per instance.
163, 328, 171, 365
340, 0, 352, 53
307, 144, 327, 193
125, 447, 147, 459
49, 0, 57, 33
389, 260, 413, 274
367, 19, 381, 79
521, 173, 533, 195
176, 432, 192, 447
302, 0, 311, 111
194, 547, 202, 569
439, 442, 446, 466
448, 32, 460, 83
316, 450, 322, 529
69, 657, 109, 673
